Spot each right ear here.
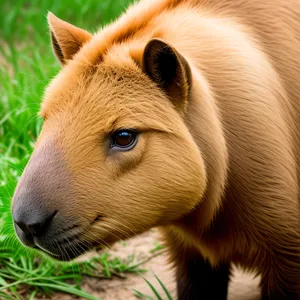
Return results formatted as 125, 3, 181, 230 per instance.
47, 12, 92, 65
142, 38, 192, 112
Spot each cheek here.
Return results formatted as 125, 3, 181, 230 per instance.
72, 133, 206, 227
106, 135, 207, 224
72, 170, 115, 221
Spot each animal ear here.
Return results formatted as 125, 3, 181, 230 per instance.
47, 12, 92, 65
142, 38, 192, 112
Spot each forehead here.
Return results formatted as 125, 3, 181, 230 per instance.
41, 59, 137, 112
40, 57, 175, 134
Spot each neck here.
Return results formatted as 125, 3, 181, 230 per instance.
181, 66, 228, 232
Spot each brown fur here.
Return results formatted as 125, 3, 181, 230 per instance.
12, 0, 300, 298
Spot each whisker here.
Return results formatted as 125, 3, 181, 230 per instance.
91, 223, 126, 244
80, 234, 112, 252
106, 217, 136, 237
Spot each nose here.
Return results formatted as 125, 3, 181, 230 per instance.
11, 142, 68, 249
13, 210, 57, 237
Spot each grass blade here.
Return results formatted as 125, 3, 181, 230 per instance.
153, 273, 173, 300
133, 289, 155, 300
142, 277, 163, 300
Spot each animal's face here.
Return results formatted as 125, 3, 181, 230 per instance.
11, 13, 206, 261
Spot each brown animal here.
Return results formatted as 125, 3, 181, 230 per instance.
11, 0, 300, 299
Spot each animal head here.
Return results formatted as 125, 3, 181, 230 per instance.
11, 13, 206, 261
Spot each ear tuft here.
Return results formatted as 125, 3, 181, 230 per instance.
47, 12, 92, 65
142, 38, 192, 112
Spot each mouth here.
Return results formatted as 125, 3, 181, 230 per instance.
14, 217, 107, 261
45, 244, 90, 261
15, 226, 92, 261
41, 233, 97, 261
34, 243, 60, 258
32, 238, 92, 261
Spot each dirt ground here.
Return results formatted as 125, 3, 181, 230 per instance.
52, 230, 261, 300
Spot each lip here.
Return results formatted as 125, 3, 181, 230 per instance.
33, 242, 89, 261
15, 222, 95, 261
16, 228, 91, 261
34, 243, 60, 258
48, 242, 90, 261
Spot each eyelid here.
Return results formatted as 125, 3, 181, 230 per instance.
110, 127, 139, 134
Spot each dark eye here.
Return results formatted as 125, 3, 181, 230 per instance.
111, 129, 138, 151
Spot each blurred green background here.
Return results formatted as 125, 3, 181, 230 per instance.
0, 1, 140, 299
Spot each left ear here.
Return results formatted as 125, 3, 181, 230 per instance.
142, 38, 192, 112
48, 12, 92, 65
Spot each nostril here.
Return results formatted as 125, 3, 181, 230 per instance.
14, 220, 31, 235
14, 210, 57, 236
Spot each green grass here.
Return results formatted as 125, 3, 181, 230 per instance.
134, 273, 173, 300
0, 250, 149, 299
0, 0, 155, 298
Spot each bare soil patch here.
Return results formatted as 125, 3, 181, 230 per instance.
48, 230, 260, 300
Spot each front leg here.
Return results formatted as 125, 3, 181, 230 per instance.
260, 252, 300, 300
174, 247, 231, 300
258, 224, 300, 300
176, 255, 231, 300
